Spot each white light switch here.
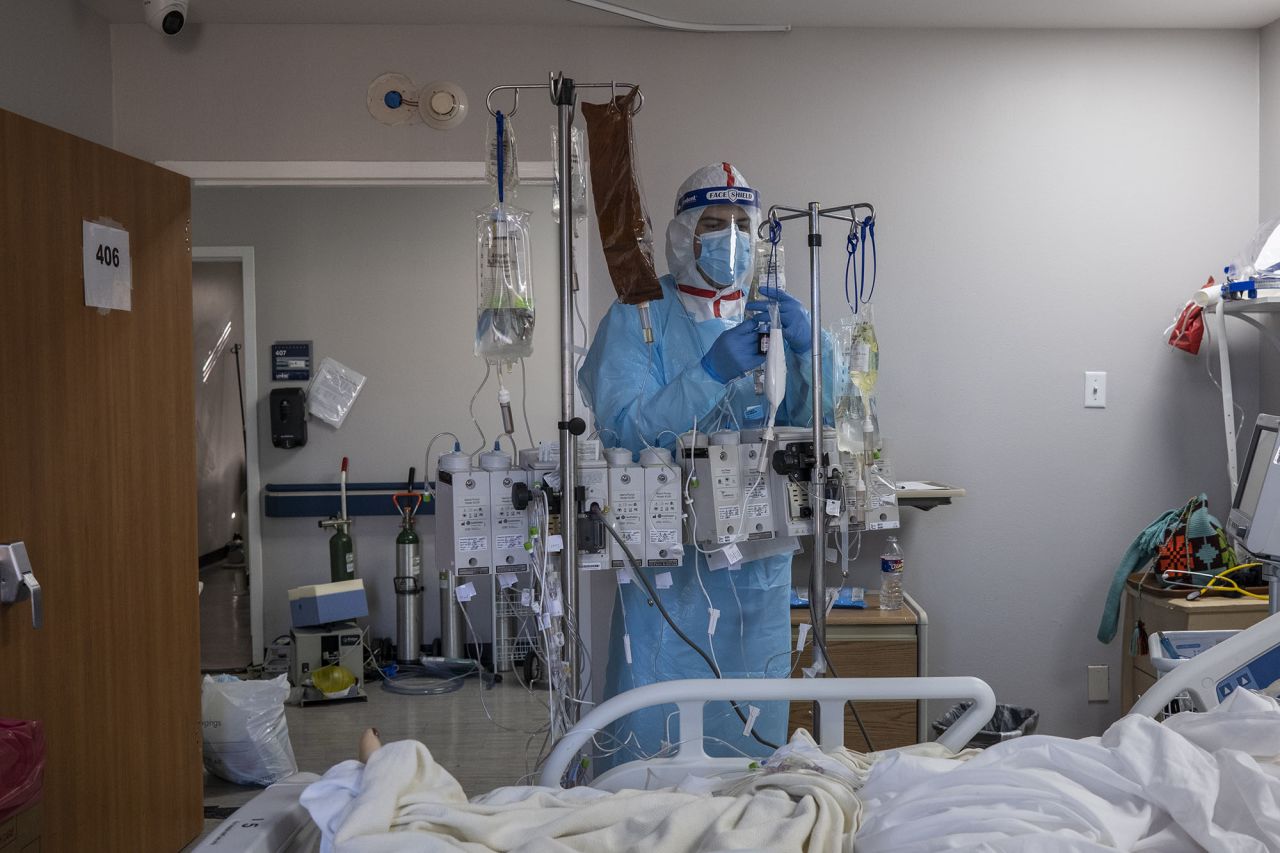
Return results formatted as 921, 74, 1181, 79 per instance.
1084, 371, 1106, 408
1088, 665, 1109, 702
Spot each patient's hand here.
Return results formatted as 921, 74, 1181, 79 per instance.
359, 727, 383, 763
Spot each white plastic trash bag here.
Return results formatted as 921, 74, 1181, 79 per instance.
201, 673, 298, 786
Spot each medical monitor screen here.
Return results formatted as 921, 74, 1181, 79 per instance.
1236, 426, 1279, 518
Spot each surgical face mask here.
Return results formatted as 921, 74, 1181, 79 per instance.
695, 227, 753, 290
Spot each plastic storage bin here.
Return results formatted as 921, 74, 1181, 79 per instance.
932, 702, 1038, 748
1149, 630, 1240, 677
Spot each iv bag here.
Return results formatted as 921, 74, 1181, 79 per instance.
1226, 217, 1280, 285
486, 114, 519, 199
476, 205, 534, 364
749, 240, 786, 301
550, 125, 589, 233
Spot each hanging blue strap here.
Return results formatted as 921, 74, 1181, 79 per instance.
495, 111, 506, 204
859, 216, 877, 305
845, 228, 859, 314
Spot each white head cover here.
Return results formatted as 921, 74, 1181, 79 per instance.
666, 162, 761, 323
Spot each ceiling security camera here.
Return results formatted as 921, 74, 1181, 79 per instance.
144, 0, 189, 35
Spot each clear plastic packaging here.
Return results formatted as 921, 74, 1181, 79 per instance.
476, 204, 535, 364
201, 673, 298, 786
551, 124, 588, 233
307, 357, 367, 429
485, 112, 518, 199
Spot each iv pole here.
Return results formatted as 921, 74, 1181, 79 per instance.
759, 199, 875, 732
485, 72, 645, 723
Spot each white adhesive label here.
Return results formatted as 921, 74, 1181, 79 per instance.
624, 634, 633, 664
742, 704, 761, 736
498, 572, 518, 589
825, 499, 841, 517
455, 582, 477, 603
458, 536, 488, 553
622, 530, 642, 544
717, 504, 742, 521
649, 528, 679, 545
520, 588, 533, 607
723, 542, 743, 565
546, 534, 564, 553
796, 622, 811, 652
656, 572, 674, 589
707, 607, 720, 635
617, 567, 635, 585
746, 503, 770, 519
496, 534, 525, 550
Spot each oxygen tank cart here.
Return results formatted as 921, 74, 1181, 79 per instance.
393, 469, 425, 665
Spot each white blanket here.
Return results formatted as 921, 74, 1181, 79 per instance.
856, 688, 1280, 852
299, 730, 953, 852
300, 690, 1280, 852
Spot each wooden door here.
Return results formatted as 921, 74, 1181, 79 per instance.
0, 109, 201, 851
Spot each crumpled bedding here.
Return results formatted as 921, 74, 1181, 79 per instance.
300, 689, 1280, 853
857, 688, 1280, 852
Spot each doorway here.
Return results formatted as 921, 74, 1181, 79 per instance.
193, 249, 262, 670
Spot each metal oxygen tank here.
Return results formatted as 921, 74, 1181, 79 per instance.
436, 444, 470, 659
319, 456, 356, 582
393, 468, 424, 664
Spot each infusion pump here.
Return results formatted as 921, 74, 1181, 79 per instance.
433, 432, 899, 576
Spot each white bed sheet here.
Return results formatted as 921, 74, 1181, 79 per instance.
857, 688, 1280, 852
299, 689, 1280, 852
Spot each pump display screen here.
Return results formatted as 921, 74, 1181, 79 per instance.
1235, 426, 1279, 518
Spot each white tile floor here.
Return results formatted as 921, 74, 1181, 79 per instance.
188, 673, 549, 849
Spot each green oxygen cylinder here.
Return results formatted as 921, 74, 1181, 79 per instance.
319, 456, 356, 582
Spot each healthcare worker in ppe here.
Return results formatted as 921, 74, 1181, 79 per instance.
579, 163, 833, 768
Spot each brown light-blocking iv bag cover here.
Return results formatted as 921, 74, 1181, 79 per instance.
581, 88, 664, 305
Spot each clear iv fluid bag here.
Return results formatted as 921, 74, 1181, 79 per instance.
550, 125, 588, 228
749, 241, 786, 301
476, 205, 534, 364
849, 317, 879, 399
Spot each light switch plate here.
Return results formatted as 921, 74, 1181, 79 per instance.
1085, 371, 1106, 408
1088, 665, 1110, 702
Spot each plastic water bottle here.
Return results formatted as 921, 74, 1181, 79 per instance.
879, 536, 905, 610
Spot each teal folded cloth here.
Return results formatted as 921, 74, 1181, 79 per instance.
1096, 494, 1219, 644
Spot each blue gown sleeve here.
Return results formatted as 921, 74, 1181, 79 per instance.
579, 301, 731, 450
779, 330, 837, 427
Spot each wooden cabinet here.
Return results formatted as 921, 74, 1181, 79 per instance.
789, 594, 926, 751
1121, 584, 1269, 712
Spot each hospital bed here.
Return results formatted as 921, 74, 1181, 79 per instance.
193, 611, 1280, 852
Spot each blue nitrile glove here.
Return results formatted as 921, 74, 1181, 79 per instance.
747, 285, 811, 353
701, 320, 768, 384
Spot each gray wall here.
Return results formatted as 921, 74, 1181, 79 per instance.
123, 23, 1262, 736
192, 185, 561, 647
0, 0, 113, 145
1264, 19, 1280, 221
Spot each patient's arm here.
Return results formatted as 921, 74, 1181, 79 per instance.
359, 727, 383, 763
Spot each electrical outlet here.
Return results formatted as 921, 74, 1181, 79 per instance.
1084, 371, 1106, 408
1088, 665, 1109, 702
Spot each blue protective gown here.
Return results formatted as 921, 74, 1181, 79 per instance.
578, 274, 834, 769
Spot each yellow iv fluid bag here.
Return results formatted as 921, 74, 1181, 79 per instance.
849, 316, 878, 398
476, 205, 535, 364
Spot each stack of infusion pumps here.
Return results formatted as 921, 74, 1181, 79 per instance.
433, 432, 899, 579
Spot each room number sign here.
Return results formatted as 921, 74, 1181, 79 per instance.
82, 219, 132, 311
